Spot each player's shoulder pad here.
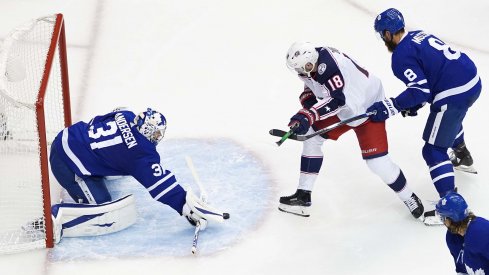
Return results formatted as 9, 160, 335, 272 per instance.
465, 217, 489, 252
314, 47, 341, 84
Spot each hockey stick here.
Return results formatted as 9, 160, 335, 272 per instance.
185, 156, 207, 255
270, 111, 375, 142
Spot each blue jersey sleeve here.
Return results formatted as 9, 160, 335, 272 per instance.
128, 148, 186, 214
446, 231, 467, 274
391, 42, 431, 109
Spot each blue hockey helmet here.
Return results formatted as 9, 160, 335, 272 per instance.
134, 108, 167, 145
374, 8, 405, 39
435, 193, 469, 222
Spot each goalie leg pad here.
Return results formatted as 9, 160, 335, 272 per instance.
52, 194, 137, 242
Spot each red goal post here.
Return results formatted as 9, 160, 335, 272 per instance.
0, 14, 71, 253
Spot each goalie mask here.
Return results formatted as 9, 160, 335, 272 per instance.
134, 108, 167, 145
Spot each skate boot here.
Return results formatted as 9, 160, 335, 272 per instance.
450, 141, 477, 174
278, 189, 311, 217
403, 193, 424, 219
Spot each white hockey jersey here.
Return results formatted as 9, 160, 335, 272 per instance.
298, 47, 384, 127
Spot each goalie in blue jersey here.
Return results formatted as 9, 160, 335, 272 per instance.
366, 8, 482, 225
48, 108, 228, 242
436, 193, 489, 274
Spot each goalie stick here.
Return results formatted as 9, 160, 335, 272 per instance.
185, 156, 208, 255
271, 111, 375, 144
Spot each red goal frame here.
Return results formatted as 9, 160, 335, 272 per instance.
37, 13, 72, 248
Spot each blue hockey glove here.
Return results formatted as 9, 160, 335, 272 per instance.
366, 98, 400, 122
288, 109, 317, 135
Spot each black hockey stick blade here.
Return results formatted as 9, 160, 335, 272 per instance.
269, 129, 299, 140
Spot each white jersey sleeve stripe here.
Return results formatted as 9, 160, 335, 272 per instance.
154, 182, 179, 201
62, 128, 91, 175
407, 79, 428, 86
146, 171, 174, 192
409, 86, 431, 94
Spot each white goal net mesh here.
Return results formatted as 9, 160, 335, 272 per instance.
0, 14, 68, 253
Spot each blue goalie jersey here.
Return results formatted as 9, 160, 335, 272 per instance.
392, 31, 481, 109
446, 217, 489, 274
51, 110, 186, 213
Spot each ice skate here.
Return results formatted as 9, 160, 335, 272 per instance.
450, 142, 477, 174
278, 189, 311, 217
403, 193, 424, 219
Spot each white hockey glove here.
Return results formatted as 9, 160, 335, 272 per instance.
182, 192, 229, 229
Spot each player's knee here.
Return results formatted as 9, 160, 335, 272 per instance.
302, 136, 324, 155
365, 155, 400, 183
422, 143, 449, 166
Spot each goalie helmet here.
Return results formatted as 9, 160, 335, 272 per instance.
134, 108, 167, 145
435, 192, 469, 222
286, 42, 318, 77
374, 8, 405, 40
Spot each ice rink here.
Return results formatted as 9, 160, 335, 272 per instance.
1, 0, 488, 274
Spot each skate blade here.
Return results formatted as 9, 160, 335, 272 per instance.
423, 210, 444, 226
454, 165, 478, 174
278, 204, 310, 217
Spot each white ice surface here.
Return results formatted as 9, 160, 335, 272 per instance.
0, 0, 488, 274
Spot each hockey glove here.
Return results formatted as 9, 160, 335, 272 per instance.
299, 90, 318, 109
182, 192, 227, 229
400, 103, 425, 117
366, 98, 401, 122
288, 108, 318, 135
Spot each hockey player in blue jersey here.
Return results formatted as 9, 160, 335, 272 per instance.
366, 8, 481, 224
436, 193, 489, 274
48, 108, 228, 242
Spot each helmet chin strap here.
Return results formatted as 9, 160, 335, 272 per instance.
302, 62, 315, 77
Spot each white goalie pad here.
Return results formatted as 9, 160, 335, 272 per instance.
51, 194, 137, 243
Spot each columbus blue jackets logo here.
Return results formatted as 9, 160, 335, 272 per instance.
318, 63, 327, 75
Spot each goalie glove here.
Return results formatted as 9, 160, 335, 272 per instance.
182, 192, 229, 229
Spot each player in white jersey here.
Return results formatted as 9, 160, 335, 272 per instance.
278, 42, 424, 219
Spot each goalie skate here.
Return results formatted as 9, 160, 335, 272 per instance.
278, 189, 311, 217
423, 210, 444, 226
